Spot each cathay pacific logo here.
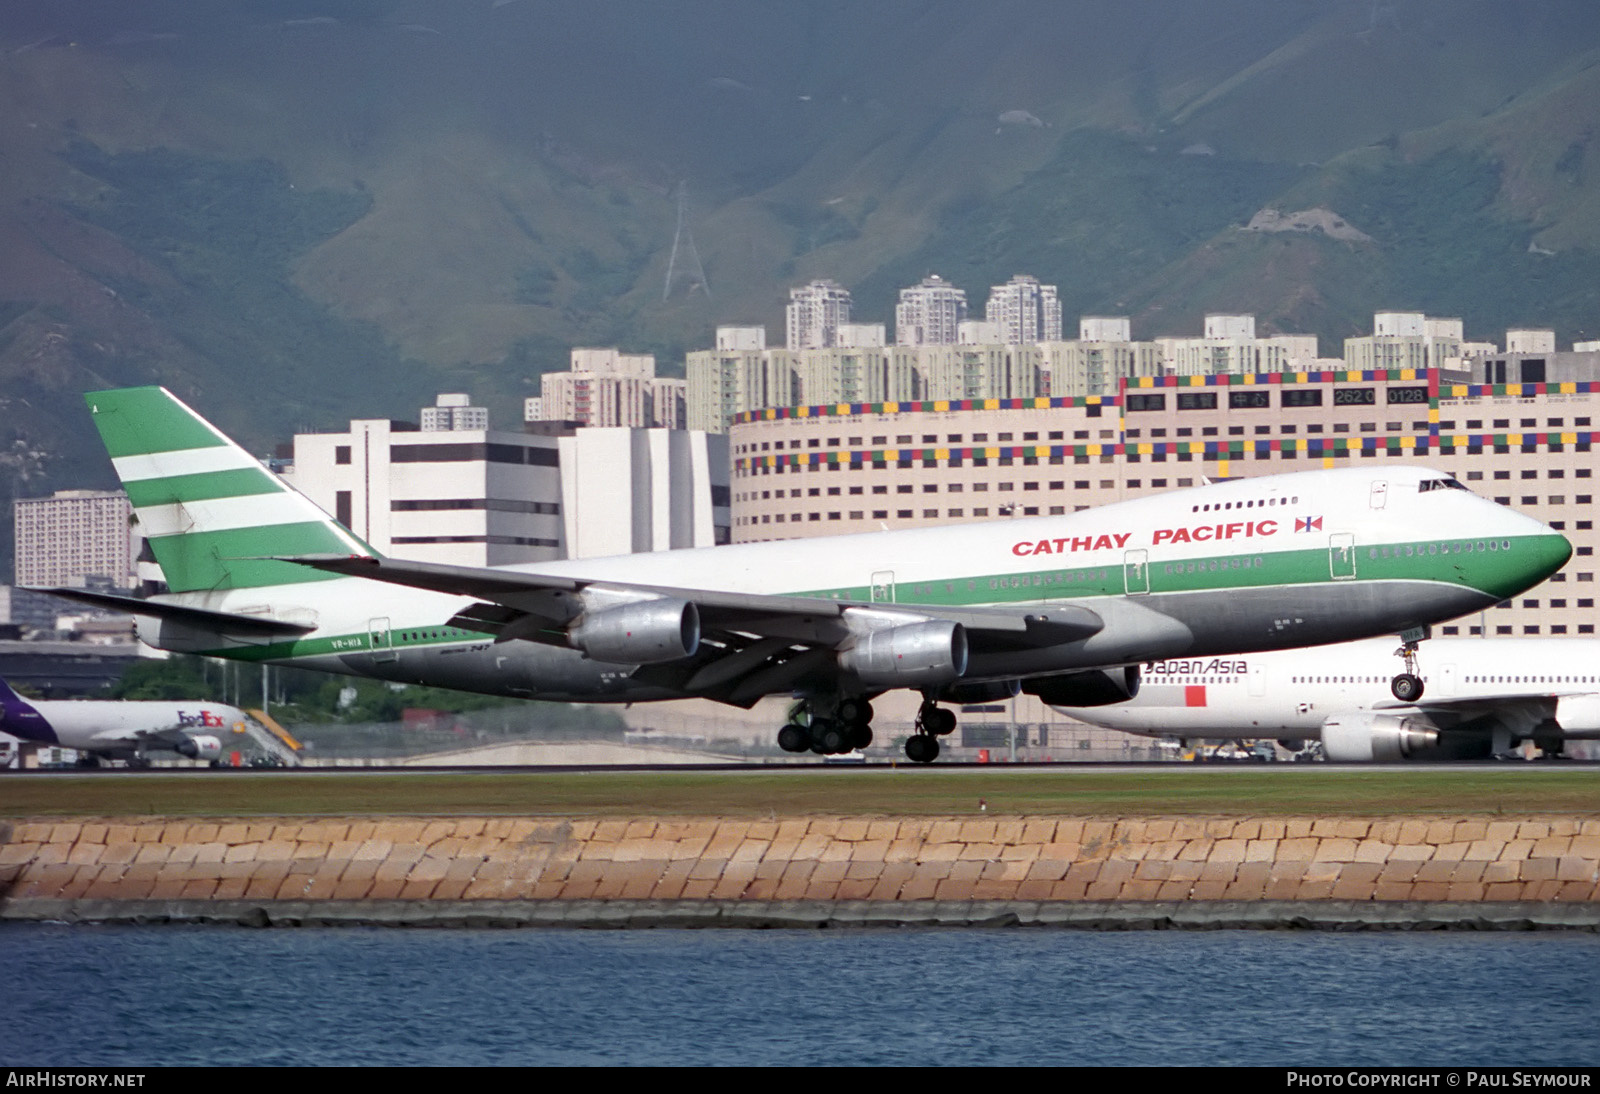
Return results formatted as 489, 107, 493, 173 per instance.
1295, 516, 1323, 533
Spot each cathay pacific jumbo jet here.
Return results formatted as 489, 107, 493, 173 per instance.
1053, 637, 1600, 762
41, 387, 1571, 762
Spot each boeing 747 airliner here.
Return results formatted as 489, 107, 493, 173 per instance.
39, 387, 1571, 762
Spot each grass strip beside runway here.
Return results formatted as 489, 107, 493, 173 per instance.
1, 767, 1596, 818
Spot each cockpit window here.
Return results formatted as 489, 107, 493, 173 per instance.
1420, 478, 1470, 494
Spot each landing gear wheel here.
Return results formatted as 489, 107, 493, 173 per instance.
915, 699, 957, 739
815, 719, 851, 754
837, 697, 873, 727
1391, 672, 1424, 702
1390, 635, 1426, 702
849, 724, 874, 750
905, 734, 940, 764
777, 723, 810, 753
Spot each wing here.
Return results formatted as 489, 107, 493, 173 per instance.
278, 553, 1105, 705
1374, 691, 1600, 739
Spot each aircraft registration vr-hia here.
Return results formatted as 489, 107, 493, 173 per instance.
1053, 637, 1600, 762
0, 676, 250, 766
39, 387, 1571, 763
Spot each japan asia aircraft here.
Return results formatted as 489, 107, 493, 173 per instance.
40, 387, 1570, 763
1052, 637, 1600, 762
0, 676, 251, 766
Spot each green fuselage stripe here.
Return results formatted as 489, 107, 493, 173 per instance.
795, 532, 1567, 606
180, 531, 1567, 663
125, 467, 285, 507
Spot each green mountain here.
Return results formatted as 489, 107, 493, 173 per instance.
4, 1, 1600, 573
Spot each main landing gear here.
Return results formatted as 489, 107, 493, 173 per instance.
1390, 631, 1427, 702
777, 696, 874, 756
904, 697, 957, 764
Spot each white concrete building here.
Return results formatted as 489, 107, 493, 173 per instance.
785, 279, 852, 350
558, 428, 730, 558
292, 417, 567, 568
894, 275, 967, 346
985, 274, 1061, 343
291, 396, 727, 568
716, 326, 766, 351
958, 319, 1003, 345
1507, 329, 1557, 354
1079, 316, 1132, 343
835, 323, 886, 349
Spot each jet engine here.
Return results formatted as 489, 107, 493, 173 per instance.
175, 734, 223, 761
839, 620, 968, 687
939, 679, 1022, 704
1024, 665, 1140, 707
568, 599, 700, 664
1320, 713, 1441, 763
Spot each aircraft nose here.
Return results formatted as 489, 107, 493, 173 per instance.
1526, 526, 1574, 583
1487, 512, 1571, 601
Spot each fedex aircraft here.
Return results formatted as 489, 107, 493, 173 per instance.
1053, 637, 1600, 762
0, 676, 249, 766
40, 387, 1570, 763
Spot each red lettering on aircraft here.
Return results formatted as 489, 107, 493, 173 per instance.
1011, 521, 1281, 556
1012, 531, 1132, 556
1151, 519, 1278, 546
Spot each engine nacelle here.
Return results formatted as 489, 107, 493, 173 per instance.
1024, 665, 1141, 708
839, 620, 968, 687
175, 734, 223, 761
1555, 693, 1600, 736
568, 599, 700, 664
1321, 713, 1440, 763
938, 679, 1022, 704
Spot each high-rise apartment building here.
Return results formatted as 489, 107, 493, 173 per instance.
785, 279, 852, 350
985, 274, 1061, 343
1157, 314, 1320, 376
1344, 312, 1464, 372
13, 490, 136, 591
894, 275, 967, 346
1042, 318, 1163, 397
527, 348, 686, 430
420, 393, 490, 432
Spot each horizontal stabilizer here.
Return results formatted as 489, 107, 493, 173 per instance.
32, 587, 316, 637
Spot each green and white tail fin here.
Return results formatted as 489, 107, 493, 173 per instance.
86, 386, 377, 593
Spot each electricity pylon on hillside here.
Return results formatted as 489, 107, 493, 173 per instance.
663, 181, 710, 303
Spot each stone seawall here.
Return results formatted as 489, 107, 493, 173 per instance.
3, 815, 1598, 928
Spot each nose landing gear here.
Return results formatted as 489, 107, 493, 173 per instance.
1390, 630, 1428, 702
